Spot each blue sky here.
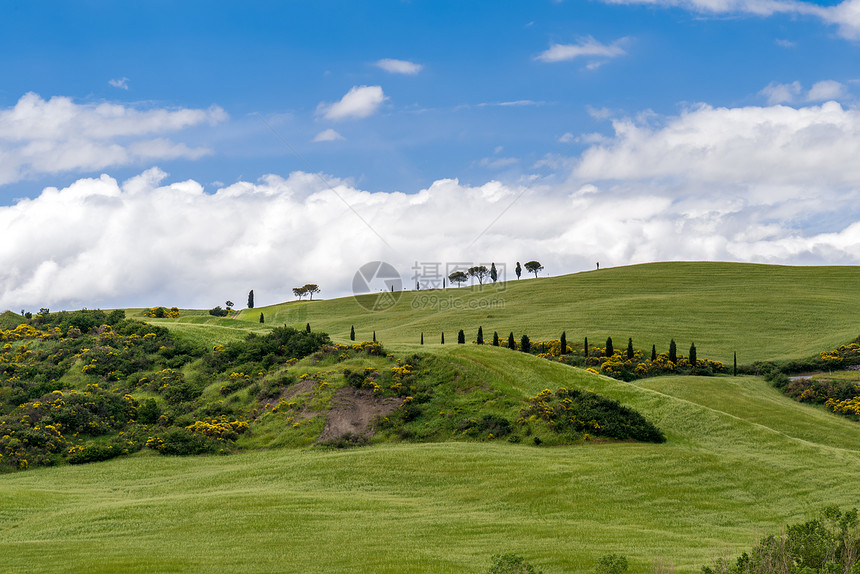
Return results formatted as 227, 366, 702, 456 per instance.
2, 0, 860, 309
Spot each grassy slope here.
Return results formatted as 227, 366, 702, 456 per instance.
150, 262, 860, 364
2, 346, 859, 573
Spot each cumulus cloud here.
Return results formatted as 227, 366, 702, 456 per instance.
760, 81, 802, 104
807, 80, 847, 101
576, 101, 860, 187
536, 36, 628, 63
375, 58, 423, 75
599, 0, 860, 40
0, 93, 227, 185
313, 128, 345, 142
5, 109, 860, 312
317, 86, 387, 121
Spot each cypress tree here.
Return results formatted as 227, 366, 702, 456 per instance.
441, 332, 445, 344
420, 332, 424, 345
508, 332, 516, 350
627, 337, 634, 360
457, 329, 465, 344
248, 290, 255, 309
669, 339, 677, 364
490, 262, 498, 283
689, 342, 697, 367
373, 331, 376, 343
584, 337, 589, 357
733, 352, 737, 376
520, 334, 531, 353
350, 325, 355, 341
492, 331, 499, 346
560, 331, 567, 355
477, 326, 484, 345
651, 344, 657, 361
306, 323, 311, 333
515, 262, 522, 279
259, 312, 264, 323
606, 337, 614, 357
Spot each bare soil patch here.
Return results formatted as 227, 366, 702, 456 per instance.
318, 386, 403, 442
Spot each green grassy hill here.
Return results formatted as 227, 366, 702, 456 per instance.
4, 262, 860, 573
2, 346, 859, 573
140, 262, 860, 363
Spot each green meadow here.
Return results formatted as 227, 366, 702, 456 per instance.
3, 262, 860, 573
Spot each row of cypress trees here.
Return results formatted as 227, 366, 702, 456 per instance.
345, 325, 737, 375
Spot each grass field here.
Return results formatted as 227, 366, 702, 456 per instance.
4, 262, 860, 573
139, 262, 860, 364
2, 346, 859, 573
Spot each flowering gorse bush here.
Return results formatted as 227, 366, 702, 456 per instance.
519, 387, 665, 443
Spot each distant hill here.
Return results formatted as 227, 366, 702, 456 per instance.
139, 261, 860, 364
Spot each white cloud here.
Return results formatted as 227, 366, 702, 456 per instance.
599, 0, 860, 40
374, 58, 423, 75
576, 101, 860, 187
0, 93, 227, 185
536, 36, 628, 63
317, 86, 387, 121
313, 129, 345, 142
108, 77, 129, 90
558, 132, 575, 143
760, 80, 848, 104
760, 81, 802, 104
807, 80, 847, 101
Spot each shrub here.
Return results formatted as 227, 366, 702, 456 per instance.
595, 554, 628, 574
208, 306, 229, 317
488, 554, 542, 574
154, 427, 216, 455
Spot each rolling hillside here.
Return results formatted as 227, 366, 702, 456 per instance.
2, 346, 859, 573
3, 262, 860, 573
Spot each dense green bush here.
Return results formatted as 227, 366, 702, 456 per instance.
520, 388, 665, 443
488, 554, 542, 574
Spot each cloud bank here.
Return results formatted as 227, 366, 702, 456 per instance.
0, 93, 227, 185
4, 97, 860, 311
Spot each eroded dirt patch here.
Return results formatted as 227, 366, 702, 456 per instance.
318, 386, 403, 442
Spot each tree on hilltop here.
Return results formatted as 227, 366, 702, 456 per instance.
448, 271, 468, 286
302, 284, 320, 300
468, 265, 489, 285
524, 261, 544, 278
515, 262, 522, 279
490, 262, 498, 283
247, 290, 254, 309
